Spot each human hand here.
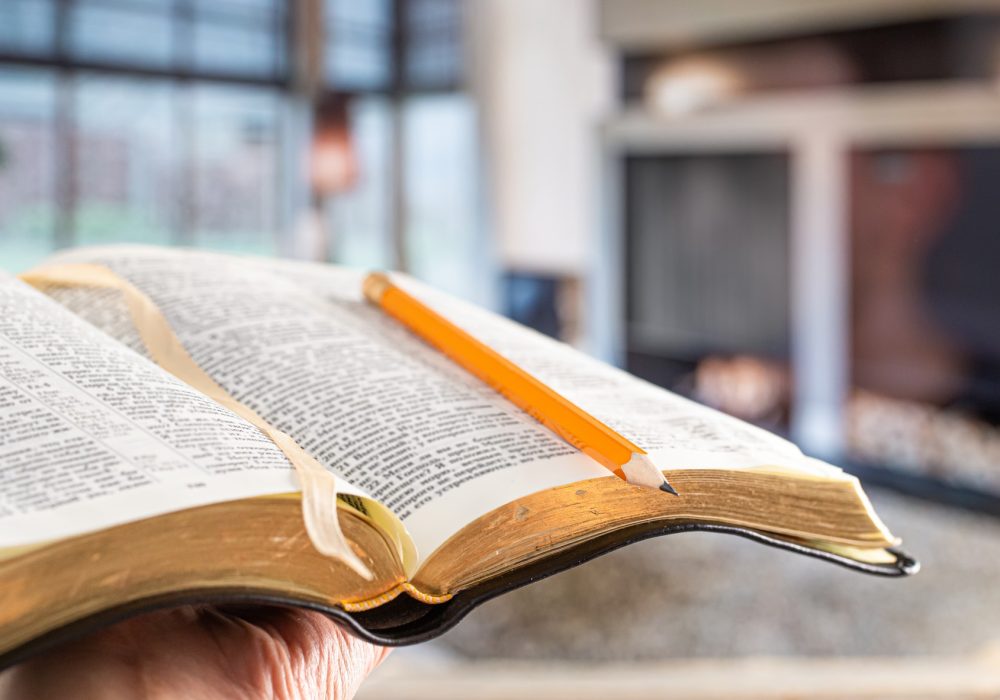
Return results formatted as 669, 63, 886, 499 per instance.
0, 605, 390, 699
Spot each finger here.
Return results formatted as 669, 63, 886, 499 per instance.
206, 607, 391, 698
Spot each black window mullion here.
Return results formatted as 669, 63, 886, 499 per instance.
275, 0, 288, 82
54, 0, 69, 60
390, 0, 405, 96
174, 0, 192, 72
52, 70, 76, 250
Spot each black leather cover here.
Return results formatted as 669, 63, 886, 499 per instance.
0, 522, 917, 671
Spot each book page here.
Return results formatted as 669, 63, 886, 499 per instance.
41, 248, 610, 563
0, 274, 325, 548
253, 256, 844, 479
394, 278, 841, 473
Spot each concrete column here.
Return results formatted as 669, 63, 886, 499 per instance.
790, 131, 849, 458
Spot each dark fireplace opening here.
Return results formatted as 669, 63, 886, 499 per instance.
624, 152, 792, 434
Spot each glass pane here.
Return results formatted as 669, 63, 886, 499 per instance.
192, 0, 285, 77
325, 0, 392, 90
405, 0, 462, 88
73, 75, 178, 248
0, 0, 56, 56
0, 67, 57, 272
191, 85, 280, 255
403, 95, 487, 303
69, 0, 173, 67
196, 0, 277, 17
328, 97, 393, 268
193, 20, 278, 77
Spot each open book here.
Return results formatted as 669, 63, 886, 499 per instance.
0, 246, 915, 668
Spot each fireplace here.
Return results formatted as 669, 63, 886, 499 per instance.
615, 141, 1000, 510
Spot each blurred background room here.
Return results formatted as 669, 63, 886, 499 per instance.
3, 0, 1000, 696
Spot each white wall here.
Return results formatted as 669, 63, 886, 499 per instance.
471, 0, 613, 276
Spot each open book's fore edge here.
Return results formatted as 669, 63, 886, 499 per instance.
0, 521, 917, 672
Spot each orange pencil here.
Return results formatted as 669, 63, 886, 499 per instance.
362, 272, 677, 495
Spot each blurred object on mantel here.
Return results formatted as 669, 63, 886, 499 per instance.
694, 355, 790, 430
311, 93, 359, 197
625, 15, 1000, 111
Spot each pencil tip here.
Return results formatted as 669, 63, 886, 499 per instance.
623, 452, 679, 495
660, 481, 679, 496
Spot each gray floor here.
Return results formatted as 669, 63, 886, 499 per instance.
425, 489, 1000, 660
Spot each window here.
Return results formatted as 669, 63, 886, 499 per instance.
73, 75, 177, 247
192, 0, 287, 78
0, 0, 481, 297
68, 0, 174, 68
0, 0, 290, 271
0, 67, 57, 271
1, 0, 288, 80
404, 0, 463, 89
191, 84, 281, 253
0, 0, 57, 56
327, 97, 394, 268
324, 0, 393, 91
322, 0, 485, 302
327, 93, 487, 304
404, 95, 485, 301
323, 0, 464, 91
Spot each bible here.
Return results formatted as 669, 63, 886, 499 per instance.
0, 245, 916, 669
